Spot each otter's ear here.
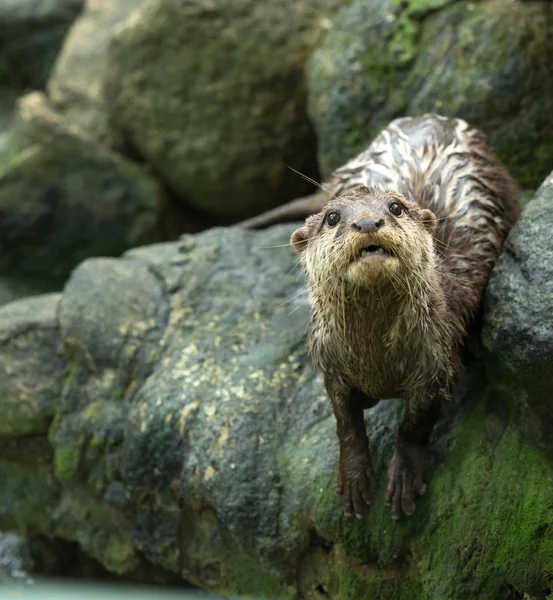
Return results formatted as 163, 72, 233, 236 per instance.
420, 209, 436, 234
291, 226, 309, 255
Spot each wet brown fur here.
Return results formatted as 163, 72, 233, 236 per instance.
289, 114, 520, 520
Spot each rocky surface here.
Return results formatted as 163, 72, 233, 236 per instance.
103, 0, 343, 219
484, 169, 553, 457
0, 92, 160, 288
47, 0, 148, 146
0, 0, 83, 90
0, 533, 32, 583
308, 0, 553, 189
0, 87, 17, 167
1, 212, 553, 599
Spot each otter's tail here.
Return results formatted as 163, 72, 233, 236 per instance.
234, 193, 327, 229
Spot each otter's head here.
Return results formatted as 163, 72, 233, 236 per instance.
291, 186, 436, 293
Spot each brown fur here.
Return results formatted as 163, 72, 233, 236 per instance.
290, 114, 520, 520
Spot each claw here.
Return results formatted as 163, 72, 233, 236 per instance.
385, 439, 428, 520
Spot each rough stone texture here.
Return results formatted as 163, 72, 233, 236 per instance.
0, 92, 160, 287
0, 0, 83, 90
103, 0, 344, 219
47, 0, 148, 145
0, 294, 64, 437
1, 220, 553, 598
484, 169, 553, 455
308, 0, 553, 189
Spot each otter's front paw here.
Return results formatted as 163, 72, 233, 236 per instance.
385, 440, 428, 521
337, 453, 373, 519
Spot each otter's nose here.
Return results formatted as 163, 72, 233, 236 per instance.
351, 217, 385, 234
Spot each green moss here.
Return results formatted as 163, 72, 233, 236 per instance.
103, 536, 136, 574
419, 404, 553, 598
333, 563, 423, 600
84, 400, 105, 421
53, 441, 84, 482
223, 540, 287, 598
388, 14, 420, 65
311, 456, 425, 567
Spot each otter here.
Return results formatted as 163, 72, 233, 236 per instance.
287, 114, 520, 520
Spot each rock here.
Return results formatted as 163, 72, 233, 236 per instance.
103, 0, 344, 219
0, 86, 17, 171
0, 0, 83, 90
0, 91, 160, 286
1, 224, 553, 598
0, 532, 31, 583
0, 294, 64, 437
484, 170, 553, 452
47, 0, 148, 145
308, 0, 553, 188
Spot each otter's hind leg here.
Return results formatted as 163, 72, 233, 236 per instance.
325, 377, 377, 519
385, 392, 442, 521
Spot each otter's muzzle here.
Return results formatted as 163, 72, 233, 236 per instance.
351, 216, 385, 234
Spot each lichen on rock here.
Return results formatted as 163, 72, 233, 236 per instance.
0, 207, 552, 598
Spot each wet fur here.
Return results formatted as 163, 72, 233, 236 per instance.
290, 114, 520, 519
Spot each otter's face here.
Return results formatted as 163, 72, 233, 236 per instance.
291, 186, 436, 291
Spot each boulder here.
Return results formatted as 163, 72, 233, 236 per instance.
47, 0, 148, 145
0, 86, 17, 171
484, 169, 553, 454
103, 0, 344, 219
0, 0, 83, 90
0, 92, 160, 287
308, 0, 553, 189
2, 218, 553, 598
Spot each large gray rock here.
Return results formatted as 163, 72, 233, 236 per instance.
308, 0, 553, 189
103, 0, 344, 219
0, 0, 83, 90
47, 0, 148, 145
0, 92, 160, 286
484, 169, 553, 452
2, 220, 553, 598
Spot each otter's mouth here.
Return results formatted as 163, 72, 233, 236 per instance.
357, 244, 392, 264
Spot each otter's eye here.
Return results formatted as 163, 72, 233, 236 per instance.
388, 202, 404, 217
326, 211, 341, 227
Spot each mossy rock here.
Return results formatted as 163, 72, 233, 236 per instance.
1, 220, 553, 598
103, 0, 348, 219
0, 92, 160, 287
46, 0, 148, 147
308, 0, 553, 188
484, 170, 553, 455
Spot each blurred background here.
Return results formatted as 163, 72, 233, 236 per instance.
0, 0, 550, 308
1, 0, 552, 597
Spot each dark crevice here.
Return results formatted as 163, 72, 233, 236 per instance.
315, 583, 330, 598
308, 529, 333, 551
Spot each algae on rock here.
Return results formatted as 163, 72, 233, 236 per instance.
1, 203, 553, 597
308, 0, 553, 188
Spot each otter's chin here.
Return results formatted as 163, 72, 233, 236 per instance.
346, 253, 399, 286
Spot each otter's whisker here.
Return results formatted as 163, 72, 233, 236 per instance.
287, 300, 310, 318
282, 259, 302, 284
275, 289, 309, 310
287, 165, 338, 200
